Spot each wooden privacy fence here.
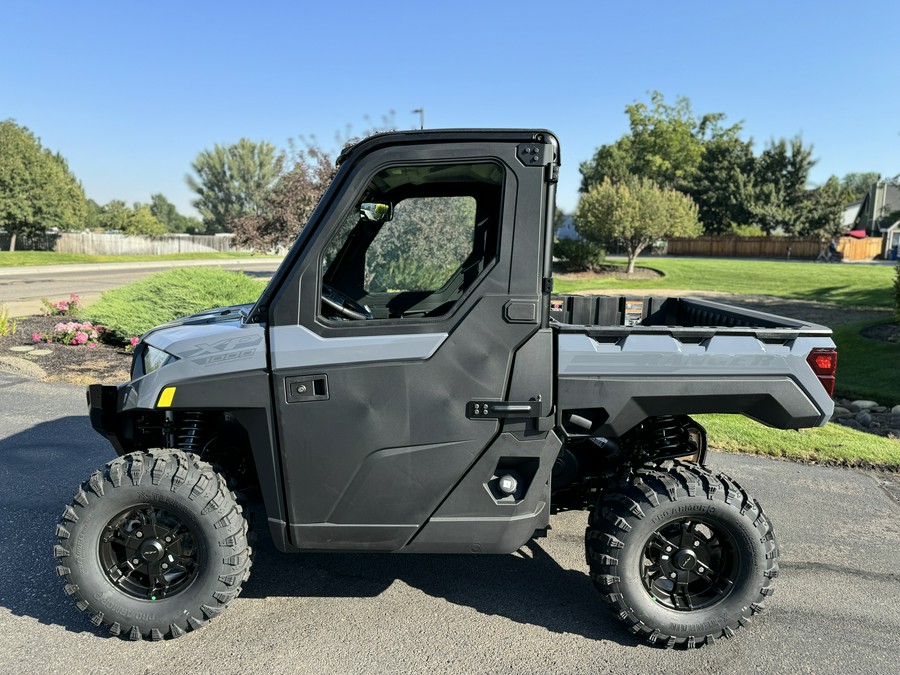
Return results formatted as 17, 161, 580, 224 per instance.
666, 236, 883, 261
52, 232, 239, 255
835, 236, 883, 261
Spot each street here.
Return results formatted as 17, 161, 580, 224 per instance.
0, 374, 898, 674
0, 259, 283, 317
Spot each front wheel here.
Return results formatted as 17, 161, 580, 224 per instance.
54, 449, 251, 640
585, 460, 778, 648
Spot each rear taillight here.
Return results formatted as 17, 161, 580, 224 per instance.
806, 348, 837, 397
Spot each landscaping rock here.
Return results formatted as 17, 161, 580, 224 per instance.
29, 349, 52, 356
842, 419, 864, 431
855, 410, 873, 427
851, 400, 879, 410
844, 403, 860, 414
872, 406, 888, 413
8, 346, 34, 353
831, 406, 852, 418
892, 405, 900, 415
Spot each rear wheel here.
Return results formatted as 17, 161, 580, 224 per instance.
585, 460, 778, 648
54, 449, 251, 640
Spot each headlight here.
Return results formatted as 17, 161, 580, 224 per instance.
143, 345, 176, 375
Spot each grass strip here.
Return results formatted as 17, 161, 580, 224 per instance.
696, 414, 900, 471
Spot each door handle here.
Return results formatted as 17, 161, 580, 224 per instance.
466, 399, 541, 419
285, 375, 329, 403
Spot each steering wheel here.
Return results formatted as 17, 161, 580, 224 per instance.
321, 283, 373, 320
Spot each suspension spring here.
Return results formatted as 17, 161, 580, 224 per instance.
646, 416, 681, 456
176, 412, 211, 454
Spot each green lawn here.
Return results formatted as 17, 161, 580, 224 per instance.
0, 251, 278, 266
832, 320, 900, 406
697, 414, 900, 471
555, 258, 895, 309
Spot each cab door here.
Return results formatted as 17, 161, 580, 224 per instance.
267, 138, 553, 550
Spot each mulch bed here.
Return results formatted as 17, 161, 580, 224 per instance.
555, 265, 664, 281
0, 315, 131, 385
861, 322, 900, 343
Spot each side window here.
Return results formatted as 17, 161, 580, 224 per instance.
319, 163, 502, 322
365, 196, 476, 293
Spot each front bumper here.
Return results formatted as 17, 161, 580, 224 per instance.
87, 384, 125, 453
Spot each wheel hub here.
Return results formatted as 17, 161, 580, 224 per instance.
673, 548, 697, 570
99, 505, 200, 600
641, 517, 737, 611
139, 539, 165, 562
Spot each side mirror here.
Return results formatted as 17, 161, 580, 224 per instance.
360, 202, 393, 222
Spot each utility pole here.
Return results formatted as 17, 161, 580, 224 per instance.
412, 108, 425, 130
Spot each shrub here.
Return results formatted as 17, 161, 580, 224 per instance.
34, 320, 101, 346
0, 304, 16, 337
82, 268, 266, 342
41, 293, 82, 316
895, 261, 900, 323
554, 237, 606, 272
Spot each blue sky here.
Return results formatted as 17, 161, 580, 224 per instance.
2, 1, 898, 217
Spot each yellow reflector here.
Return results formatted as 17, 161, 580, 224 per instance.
157, 387, 176, 408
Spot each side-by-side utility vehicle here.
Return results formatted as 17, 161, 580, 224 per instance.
56, 130, 837, 647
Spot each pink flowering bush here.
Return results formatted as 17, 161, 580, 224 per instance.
41, 293, 82, 317
33, 321, 103, 346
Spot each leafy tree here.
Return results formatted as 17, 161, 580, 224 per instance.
85, 199, 103, 230
0, 119, 87, 250
98, 200, 166, 236
229, 144, 335, 251
185, 138, 281, 234
124, 204, 167, 236
751, 137, 817, 235
44, 152, 88, 232
229, 113, 397, 251
840, 172, 880, 202
98, 200, 130, 232
686, 135, 757, 235
580, 91, 741, 193
149, 193, 203, 233
576, 176, 701, 273
798, 176, 846, 237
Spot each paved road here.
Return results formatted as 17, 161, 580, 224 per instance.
1, 374, 898, 674
0, 259, 283, 317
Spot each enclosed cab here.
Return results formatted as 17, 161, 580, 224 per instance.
58, 130, 834, 648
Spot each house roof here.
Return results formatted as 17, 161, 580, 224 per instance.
841, 200, 863, 228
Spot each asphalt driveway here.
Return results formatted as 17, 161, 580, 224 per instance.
0, 374, 898, 674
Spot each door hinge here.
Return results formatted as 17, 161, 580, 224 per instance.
542, 277, 553, 293
545, 163, 559, 183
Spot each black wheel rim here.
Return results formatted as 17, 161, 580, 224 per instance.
641, 517, 738, 611
99, 504, 201, 600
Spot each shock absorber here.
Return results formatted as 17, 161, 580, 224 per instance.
647, 416, 681, 456
177, 412, 211, 454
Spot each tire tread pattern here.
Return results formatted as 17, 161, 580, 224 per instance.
53, 449, 252, 640
585, 460, 779, 649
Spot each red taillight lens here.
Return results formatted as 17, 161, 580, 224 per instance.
807, 348, 837, 397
